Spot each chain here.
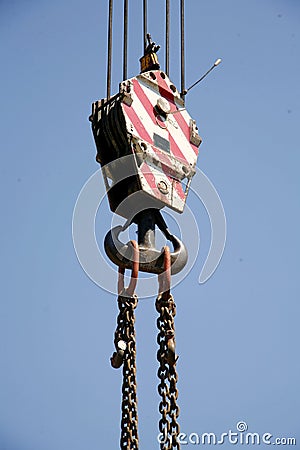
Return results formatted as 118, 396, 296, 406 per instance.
110, 243, 180, 450
156, 294, 180, 449
111, 241, 139, 450
156, 248, 180, 449
112, 292, 139, 450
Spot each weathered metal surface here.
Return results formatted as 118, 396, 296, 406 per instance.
104, 223, 187, 275
90, 69, 201, 217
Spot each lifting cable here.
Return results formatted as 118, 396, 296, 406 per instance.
106, 0, 113, 99
180, 0, 185, 95
123, 0, 128, 81
106, 0, 185, 96
143, 0, 148, 54
165, 0, 170, 76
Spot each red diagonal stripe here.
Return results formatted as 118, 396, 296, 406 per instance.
168, 133, 190, 166
156, 73, 199, 155
140, 162, 173, 206
140, 162, 157, 189
135, 77, 190, 166
149, 146, 186, 202
133, 79, 156, 125
122, 103, 153, 144
173, 179, 186, 200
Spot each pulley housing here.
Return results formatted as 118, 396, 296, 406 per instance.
90, 69, 202, 218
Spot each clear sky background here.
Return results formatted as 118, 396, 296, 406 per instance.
1, 0, 300, 448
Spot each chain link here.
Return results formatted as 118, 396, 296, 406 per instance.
156, 293, 180, 450
112, 292, 139, 450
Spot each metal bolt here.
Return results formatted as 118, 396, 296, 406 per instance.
157, 180, 169, 194
156, 97, 171, 115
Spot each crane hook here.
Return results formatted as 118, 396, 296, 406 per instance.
104, 210, 188, 275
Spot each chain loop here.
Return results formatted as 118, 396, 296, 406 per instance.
118, 240, 139, 297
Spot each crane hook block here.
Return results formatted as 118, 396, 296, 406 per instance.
90, 44, 202, 275
90, 67, 202, 220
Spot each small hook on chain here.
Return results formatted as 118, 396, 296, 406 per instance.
166, 330, 178, 366
111, 339, 127, 369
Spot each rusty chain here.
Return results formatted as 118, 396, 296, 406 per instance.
111, 241, 139, 450
110, 244, 180, 449
156, 294, 180, 449
112, 292, 139, 450
156, 247, 180, 449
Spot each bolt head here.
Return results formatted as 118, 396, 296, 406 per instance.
157, 180, 169, 195
156, 97, 171, 115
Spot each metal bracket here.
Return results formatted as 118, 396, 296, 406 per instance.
134, 138, 195, 181
189, 119, 202, 147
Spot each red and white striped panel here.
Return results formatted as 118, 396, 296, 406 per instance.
120, 70, 200, 213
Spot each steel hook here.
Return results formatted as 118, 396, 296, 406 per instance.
110, 339, 127, 369
104, 212, 187, 275
166, 333, 178, 366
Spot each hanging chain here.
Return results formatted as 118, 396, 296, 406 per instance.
156, 247, 180, 449
110, 244, 180, 450
111, 242, 139, 450
112, 293, 139, 450
156, 293, 180, 449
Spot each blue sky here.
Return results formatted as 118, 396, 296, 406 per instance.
1, 0, 300, 448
